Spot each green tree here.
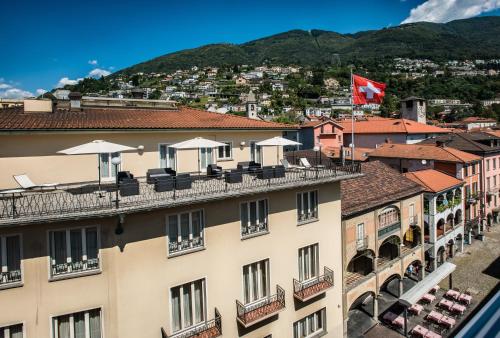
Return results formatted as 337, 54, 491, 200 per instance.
380, 93, 398, 117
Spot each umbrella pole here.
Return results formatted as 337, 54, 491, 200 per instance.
277, 145, 279, 165
97, 154, 102, 193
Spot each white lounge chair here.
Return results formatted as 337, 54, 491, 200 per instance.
280, 158, 300, 169
299, 157, 325, 169
13, 174, 58, 190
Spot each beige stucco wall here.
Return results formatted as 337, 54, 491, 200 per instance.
0, 130, 282, 189
0, 182, 344, 338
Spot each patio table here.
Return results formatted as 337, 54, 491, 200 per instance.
458, 293, 472, 305
438, 299, 453, 310
422, 293, 436, 303
427, 310, 444, 324
445, 289, 460, 300
425, 330, 442, 338
439, 315, 455, 328
451, 303, 466, 315
409, 303, 424, 315
411, 324, 429, 337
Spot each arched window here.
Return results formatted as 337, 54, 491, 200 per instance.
379, 206, 400, 228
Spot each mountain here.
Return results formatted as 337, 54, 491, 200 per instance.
116, 16, 500, 75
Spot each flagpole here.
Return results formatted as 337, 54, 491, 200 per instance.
350, 67, 355, 165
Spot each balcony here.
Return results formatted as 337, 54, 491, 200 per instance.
161, 308, 222, 338
236, 285, 285, 328
51, 258, 99, 277
356, 236, 368, 251
293, 267, 334, 302
0, 163, 361, 226
378, 222, 401, 238
0, 270, 22, 286
241, 222, 268, 238
169, 237, 204, 256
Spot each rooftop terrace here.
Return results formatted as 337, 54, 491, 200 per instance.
0, 163, 361, 226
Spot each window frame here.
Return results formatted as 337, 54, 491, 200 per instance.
297, 190, 319, 225
166, 209, 206, 257
298, 243, 319, 282
50, 307, 103, 338
0, 233, 23, 290
158, 143, 177, 170
47, 225, 101, 281
0, 322, 25, 338
216, 141, 233, 161
169, 278, 207, 336
293, 308, 327, 338
242, 259, 270, 306
240, 198, 269, 239
249, 140, 263, 164
99, 152, 121, 180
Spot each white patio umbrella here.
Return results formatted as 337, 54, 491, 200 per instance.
58, 140, 137, 190
170, 137, 226, 173
256, 136, 302, 165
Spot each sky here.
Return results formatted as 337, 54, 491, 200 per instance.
1, 0, 499, 98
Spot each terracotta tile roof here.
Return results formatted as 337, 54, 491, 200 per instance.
341, 161, 423, 217
404, 169, 464, 193
368, 143, 481, 163
0, 106, 295, 131
338, 118, 450, 134
300, 119, 344, 129
419, 132, 500, 154
325, 146, 373, 162
461, 117, 497, 123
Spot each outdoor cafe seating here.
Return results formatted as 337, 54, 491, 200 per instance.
383, 311, 405, 329
146, 168, 176, 184
421, 293, 436, 303
237, 161, 262, 174
207, 164, 223, 178
411, 324, 442, 338
445, 289, 461, 300
458, 293, 472, 305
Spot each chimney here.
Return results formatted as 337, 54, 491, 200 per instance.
68, 92, 82, 111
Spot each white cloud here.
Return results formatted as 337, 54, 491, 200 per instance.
88, 68, 111, 78
402, 0, 500, 24
0, 83, 12, 89
0, 79, 33, 99
36, 88, 47, 95
88, 59, 98, 65
56, 77, 82, 88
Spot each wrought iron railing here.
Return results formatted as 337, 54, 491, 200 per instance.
298, 209, 318, 223
293, 267, 333, 301
241, 221, 268, 237
0, 270, 22, 285
169, 237, 204, 255
0, 163, 361, 224
51, 258, 99, 277
236, 285, 285, 327
162, 308, 222, 338
356, 236, 368, 251
378, 222, 401, 238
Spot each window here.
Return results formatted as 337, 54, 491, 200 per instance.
487, 177, 491, 190
473, 182, 478, 194
99, 152, 120, 178
298, 244, 319, 281
241, 199, 268, 237
199, 148, 214, 171
217, 142, 232, 160
293, 308, 326, 338
297, 191, 318, 223
243, 259, 269, 304
0, 324, 23, 338
49, 227, 99, 278
487, 159, 490, 171
52, 308, 102, 338
171, 279, 206, 334
379, 207, 400, 228
159, 144, 176, 169
494, 158, 497, 170
356, 223, 365, 245
250, 141, 262, 163
167, 210, 204, 256
472, 164, 476, 175
0, 234, 22, 286
494, 176, 497, 188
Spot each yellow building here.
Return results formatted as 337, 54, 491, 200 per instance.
0, 101, 361, 338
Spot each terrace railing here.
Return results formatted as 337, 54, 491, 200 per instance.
293, 266, 334, 301
51, 258, 100, 277
236, 285, 285, 327
162, 308, 222, 338
0, 270, 22, 285
0, 163, 361, 224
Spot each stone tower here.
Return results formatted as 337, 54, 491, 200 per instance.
246, 91, 258, 120
400, 97, 427, 124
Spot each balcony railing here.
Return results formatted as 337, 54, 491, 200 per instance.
51, 258, 99, 277
409, 215, 418, 226
241, 222, 268, 238
293, 267, 334, 302
162, 308, 222, 338
0, 163, 361, 225
378, 222, 401, 238
0, 270, 22, 285
169, 237, 204, 255
236, 285, 285, 328
356, 236, 368, 251
298, 210, 318, 223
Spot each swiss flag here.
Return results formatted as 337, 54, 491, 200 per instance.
352, 74, 386, 105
